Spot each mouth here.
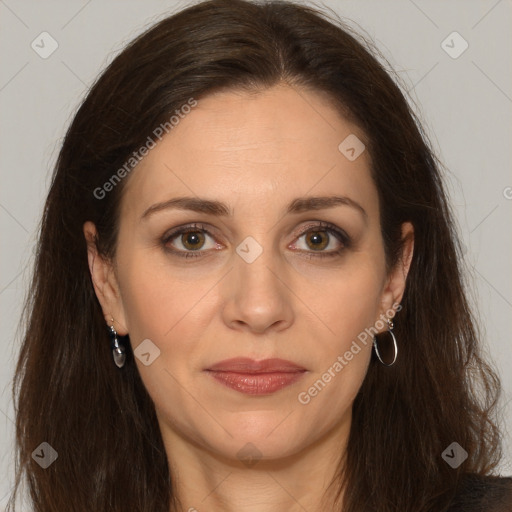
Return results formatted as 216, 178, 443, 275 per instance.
204, 357, 307, 395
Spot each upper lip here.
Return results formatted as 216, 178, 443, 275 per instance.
205, 357, 306, 373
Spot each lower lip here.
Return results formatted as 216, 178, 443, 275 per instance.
206, 371, 306, 395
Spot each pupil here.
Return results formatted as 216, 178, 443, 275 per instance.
309, 231, 327, 250
184, 232, 202, 249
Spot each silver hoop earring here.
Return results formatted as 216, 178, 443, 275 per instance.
108, 320, 126, 368
373, 318, 398, 366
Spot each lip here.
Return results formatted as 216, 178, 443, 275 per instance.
206, 357, 306, 373
204, 358, 307, 395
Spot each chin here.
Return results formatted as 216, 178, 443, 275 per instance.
207, 413, 309, 462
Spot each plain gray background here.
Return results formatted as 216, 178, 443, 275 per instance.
1, 0, 511, 508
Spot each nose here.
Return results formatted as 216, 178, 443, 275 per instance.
221, 239, 295, 335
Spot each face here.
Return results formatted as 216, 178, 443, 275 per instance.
85, 83, 413, 465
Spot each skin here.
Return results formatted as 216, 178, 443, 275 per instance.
84, 83, 414, 512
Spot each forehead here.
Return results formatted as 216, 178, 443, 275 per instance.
119, 84, 377, 220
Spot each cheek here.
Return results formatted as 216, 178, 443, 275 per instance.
294, 255, 384, 402
115, 250, 213, 387
116, 248, 194, 340
295, 277, 378, 427
299, 256, 385, 345
115, 254, 203, 418
117, 235, 386, 364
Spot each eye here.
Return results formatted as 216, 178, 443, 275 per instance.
162, 221, 351, 259
291, 221, 350, 258
162, 223, 218, 258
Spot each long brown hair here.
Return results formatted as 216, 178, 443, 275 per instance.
9, 0, 504, 510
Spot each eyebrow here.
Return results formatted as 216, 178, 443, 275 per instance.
140, 195, 368, 223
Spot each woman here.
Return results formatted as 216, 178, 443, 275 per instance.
9, 0, 511, 510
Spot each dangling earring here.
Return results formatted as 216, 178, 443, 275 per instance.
108, 318, 126, 368
373, 318, 398, 366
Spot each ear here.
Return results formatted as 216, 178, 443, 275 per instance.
378, 221, 414, 320
83, 221, 128, 335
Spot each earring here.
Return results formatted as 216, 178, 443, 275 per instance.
373, 318, 398, 366
108, 319, 126, 368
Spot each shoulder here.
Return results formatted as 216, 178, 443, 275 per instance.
446, 473, 512, 512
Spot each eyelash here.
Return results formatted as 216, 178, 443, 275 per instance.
161, 221, 351, 260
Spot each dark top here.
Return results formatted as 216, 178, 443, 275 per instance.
447, 473, 512, 511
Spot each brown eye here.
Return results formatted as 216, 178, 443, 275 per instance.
180, 231, 206, 250
162, 223, 218, 258
291, 221, 350, 259
304, 231, 329, 251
